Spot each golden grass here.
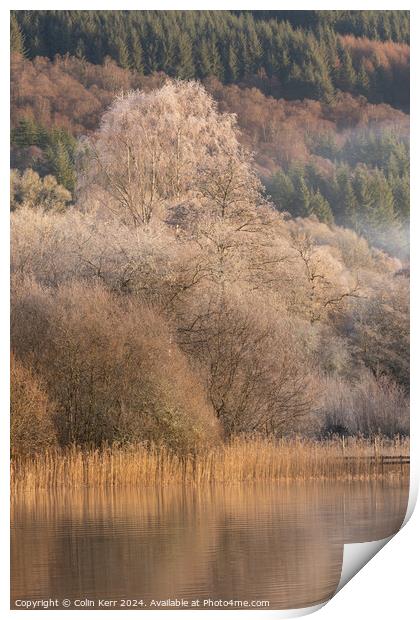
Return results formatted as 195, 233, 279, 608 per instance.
11, 436, 409, 490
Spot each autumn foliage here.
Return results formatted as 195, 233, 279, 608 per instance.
11, 83, 409, 456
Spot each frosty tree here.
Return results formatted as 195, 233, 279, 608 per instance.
78, 80, 264, 227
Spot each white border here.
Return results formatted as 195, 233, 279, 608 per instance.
2, 2, 418, 618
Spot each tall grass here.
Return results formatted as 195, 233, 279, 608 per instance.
11, 437, 409, 491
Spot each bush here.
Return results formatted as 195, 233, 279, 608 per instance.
11, 353, 57, 456
10, 168, 71, 212
11, 279, 220, 453
318, 372, 409, 437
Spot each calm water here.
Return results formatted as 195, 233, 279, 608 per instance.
11, 481, 409, 610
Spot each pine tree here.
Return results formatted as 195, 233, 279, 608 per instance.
338, 47, 356, 91
295, 176, 311, 217
47, 141, 76, 193
35, 124, 50, 150
354, 169, 397, 246
75, 38, 86, 60
11, 118, 38, 148
112, 36, 130, 69
267, 169, 295, 213
369, 172, 396, 229
207, 34, 223, 80
10, 14, 25, 55
196, 40, 212, 79
357, 63, 371, 97
244, 17, 262, 74
342, 179, 359, 230
224, 43, 238, 83
129, 28, 144, 73
11, 10, 410, 106
354, 166, 374, 213
393, 174, 409, 221
309, 190, 334, 223
288, 62, 303, 98
236, 32, 250, 78
175, 33, 195, 79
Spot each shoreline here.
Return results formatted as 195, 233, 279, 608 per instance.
11, 437, 410, 490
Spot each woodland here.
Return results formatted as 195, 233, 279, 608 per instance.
10, 11, 409, 461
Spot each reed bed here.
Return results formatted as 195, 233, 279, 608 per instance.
11, 437, 409, 491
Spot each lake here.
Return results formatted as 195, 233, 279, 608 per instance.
11, 481, 409, 610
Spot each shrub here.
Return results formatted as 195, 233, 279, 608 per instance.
11, 279, 220, 453
10, 168, 71, 212
318, 372, 409, 437
11, 353, 57, 456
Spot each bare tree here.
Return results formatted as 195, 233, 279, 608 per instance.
77, 81, 241, 227
290, 228, 362, 324
177, 291, 314, 438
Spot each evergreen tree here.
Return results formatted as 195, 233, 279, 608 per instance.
353, 166, 374, 221
11, 118, 38, 147
10, 14, 25, 55
368, 171, 396, 229
244, 17, 262, 74
338, 47, 356, 91
268, 169, 295, 213
309, 189, 334, 223
224, 43, 238, 83
196, 40, 212, 78
12, 10, 410, 107
75, 37, 86, 59
393, 174, 409, 221
174, 33, 195, 79
129, 28, 144, 73
46, 140, 76, 193
357, 63, 371, 97
295, 176, 312, 217
207, 34, 223, 80
112, 36, 130, 69
342, 179, 359, 231
237, 32, 251, 78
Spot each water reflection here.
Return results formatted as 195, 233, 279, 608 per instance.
11, 481, 409, 610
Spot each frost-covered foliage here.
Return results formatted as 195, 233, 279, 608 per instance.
11, 82, 409, 449
11, 169, 71, 212
77, 81, 264, 227
11, 54, 409, 254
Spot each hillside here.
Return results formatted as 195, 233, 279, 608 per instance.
10, 11, 410, 454
12, 11, 409, 109
11, 52, 409, 254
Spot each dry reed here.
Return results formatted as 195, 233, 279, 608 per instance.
11, 437, 409, 491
